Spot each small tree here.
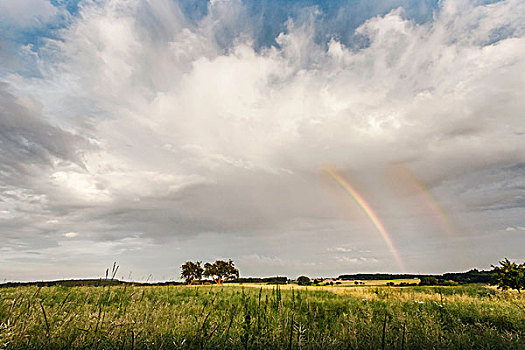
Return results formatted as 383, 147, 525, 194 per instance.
297, 276, 311, 286
203, 259, 239, 285
492, 258, 525, 293
180, 261, 203, 285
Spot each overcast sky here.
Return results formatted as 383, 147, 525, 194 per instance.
1, 0, 524, 281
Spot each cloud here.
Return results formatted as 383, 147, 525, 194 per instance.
327, 247, 354, 253
0, 83, 94, 239
1, 0, 525, 279
63, 231, 79, 238
0, 84, 89, 178
335, 256, 379, 264
0, 0, 58, 28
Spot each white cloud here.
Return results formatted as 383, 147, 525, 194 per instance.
327, 247, 353, 253
335, 256, 379, 264
63, 232, 79, 238
27, 0, 524, 196
505, 226, 525, 232
0, 0, 57, 28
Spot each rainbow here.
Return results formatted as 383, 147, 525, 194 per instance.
325, 168, 406, 272
392, 165, 455, 236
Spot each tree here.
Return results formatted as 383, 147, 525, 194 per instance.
419, 276, 438, 286
180, 261, 203, 285
203, 259, 239, 285
297, 276, 311, 286
492, 258, 525, 293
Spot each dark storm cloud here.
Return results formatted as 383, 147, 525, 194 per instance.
0, 84, 90, 185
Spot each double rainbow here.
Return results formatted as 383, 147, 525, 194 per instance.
391, 165, 455, 236
325, 168, 406, 272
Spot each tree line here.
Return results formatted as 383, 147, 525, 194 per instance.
2, 258, 521, 291
338, 270, 495, 284
180, 258, 525, 292
417, 259, 525, 291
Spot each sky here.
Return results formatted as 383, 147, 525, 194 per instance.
0, 0, 524, 282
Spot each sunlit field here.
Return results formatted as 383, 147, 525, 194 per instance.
1, 284, 523, 349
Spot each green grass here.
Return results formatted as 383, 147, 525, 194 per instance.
0, 284, 523, 349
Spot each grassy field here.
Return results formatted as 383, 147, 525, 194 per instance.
0, 284, 523, 349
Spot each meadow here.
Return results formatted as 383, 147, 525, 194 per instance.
0, 283, 524, 349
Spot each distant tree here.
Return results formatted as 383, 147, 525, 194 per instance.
354, 281, 359, 285
203, 259, 239, 285
419, 276, 438, 286
297, 276, 311, 286
386, 282, 395, 286
492, 258, 525, 293
180, 261, 203, 285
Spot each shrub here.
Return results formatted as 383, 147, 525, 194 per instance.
297, 276, 311, 286
419, 276, 439, 286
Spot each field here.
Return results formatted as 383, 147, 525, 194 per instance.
0, 284, 524, 349
299, 279, 421, 287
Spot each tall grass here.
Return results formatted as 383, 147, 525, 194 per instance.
0, 284, 523, 349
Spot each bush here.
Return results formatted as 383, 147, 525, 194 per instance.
419, 276, 438, 286
399, 282, 417, 287
443, 280, 459, 286
297, 276, 311, 286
